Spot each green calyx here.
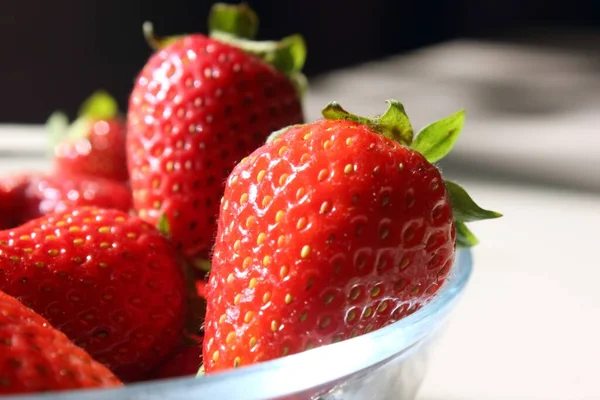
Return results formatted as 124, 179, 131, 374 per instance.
156, 213, 171, 238
142, 3, 307, 95
322, 100, 414, 146
444, 181, 502, 247
46, 91, 119, 153
209, 31, 306, 77
321, 100, 502, 248
208, 2, 259, 40
78, 90, 119, 120
143, 3, 260, 51
208, 2, 306, 84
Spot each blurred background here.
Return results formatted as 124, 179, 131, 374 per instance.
1, 0, 598, 122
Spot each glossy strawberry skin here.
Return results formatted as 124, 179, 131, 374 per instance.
54, 118, 128, 182
0, 207, 188, 381
204, 119, 456, 372
0, 290, 122, 394
127, 34, 303, 262
0, 173, 132, 229
0, 175, 29, 230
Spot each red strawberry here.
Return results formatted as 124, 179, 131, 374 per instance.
0, 290, 122, 394
0, 175, 29, 230
203, 100, 501, 372
151, 334, 203, 379
0, 207, 188, 381
49, 91, 128, 182
127, 3, 306, 266
0, 172, 132, 228
195, 279, 208, 299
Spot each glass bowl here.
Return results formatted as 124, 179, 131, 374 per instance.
12, 249, 472, 400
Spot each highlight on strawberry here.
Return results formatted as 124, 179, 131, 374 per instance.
126, 3, 307, 270
0, 172, 132, 230
48, 91, 128, 182
202, 99, 501, 373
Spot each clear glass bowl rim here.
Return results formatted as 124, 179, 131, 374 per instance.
10, 249, 472, 400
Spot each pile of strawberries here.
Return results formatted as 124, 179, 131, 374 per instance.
0, 3, 500, 396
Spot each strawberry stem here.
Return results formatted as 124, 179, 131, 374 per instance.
142, 22, 183, 52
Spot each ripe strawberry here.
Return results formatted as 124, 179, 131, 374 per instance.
0, 290, 122, 394
151, 334, 203, 379
0, 172, 132, 229
195, 279, 208, 299
0, 175, 29, 230
49, 91, 128, 182
0, 207, 188, 381
203, 100, 501, 372
127, 3, 306, 265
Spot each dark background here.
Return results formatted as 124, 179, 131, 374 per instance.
1, 0, 599, 123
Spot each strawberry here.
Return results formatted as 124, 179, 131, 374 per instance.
0, 175, 29, 230
127, 3, 306, 266
203, 100, 501, 372
0, 290, 122, 394
0, 207, 188, 381
195, 279, 208, 299
48, 91, 128, 182
0, 172, 132, 229
151, 334, 203, 379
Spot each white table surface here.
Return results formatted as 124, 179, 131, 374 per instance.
1, 38, 599, 400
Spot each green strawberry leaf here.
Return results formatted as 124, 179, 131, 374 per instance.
65, 116, 93, 142
208, 2, 259, 40
46, 111, 69, 151
157, 213, 171, 237
322, 102, 372, 125
377, 100, 414, 146
289, 72, 309, 98
412, 109, 465, 163
455, 221, 479, 248
78, 91, 119, 120
270, 34, 307, 77
321, 100, 414, 146
445, 180, 503, 223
